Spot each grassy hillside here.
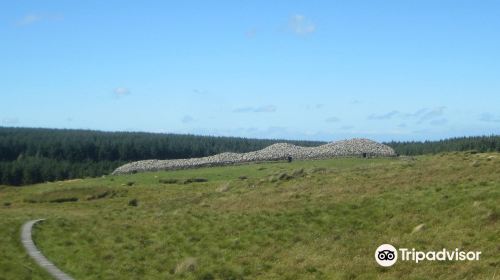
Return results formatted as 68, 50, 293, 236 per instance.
0, 152, 498, 279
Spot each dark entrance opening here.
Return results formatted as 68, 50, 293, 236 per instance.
362, 153, 367, 158
287, 156, 293, 162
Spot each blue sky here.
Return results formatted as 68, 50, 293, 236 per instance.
1, 1, 499, 141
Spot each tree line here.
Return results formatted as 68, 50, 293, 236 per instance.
0, 127, 323, 186
385, 135, 500, 156
1, 127, 499, 186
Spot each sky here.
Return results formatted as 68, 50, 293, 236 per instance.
1, 1, 499, 142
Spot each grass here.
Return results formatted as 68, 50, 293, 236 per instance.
0, 153, 499, 279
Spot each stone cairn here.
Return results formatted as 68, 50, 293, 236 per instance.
112, 138, 396, 175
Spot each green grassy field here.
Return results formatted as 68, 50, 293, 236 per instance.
0, 152, 498, 280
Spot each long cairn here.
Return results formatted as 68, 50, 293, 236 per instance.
112, 138, 396, 175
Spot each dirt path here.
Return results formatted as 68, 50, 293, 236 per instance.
21, 219, 74, 280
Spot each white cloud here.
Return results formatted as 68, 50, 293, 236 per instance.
289, 14, 316, 35
17, 14, 43, 26
113, 87, 130, 97
16, 13, 63, 26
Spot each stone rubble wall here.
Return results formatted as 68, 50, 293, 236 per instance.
112, 138, 396, 175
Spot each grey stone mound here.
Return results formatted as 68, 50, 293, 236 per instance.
112, 138, 396, 175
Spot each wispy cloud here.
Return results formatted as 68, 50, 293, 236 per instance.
233, 105, 277, 113
192, 89, 209, 95
245, 28, 257, 38
368, 110, 399, 120
2, 117, 19, 125
17, 14, 43, 26
479, 113, 500, 123
416, 106, 446, 124
325, 117, 340, 123
340, 125, 354, 130
181, 115, 195, 123
368, 107, 446, 124
289, 14, 315, 35
306, 104, 324, 110
113, 87, 130, 97
403, 108, 427, 118
16, 13, 63, 26
429, 118, 448, 126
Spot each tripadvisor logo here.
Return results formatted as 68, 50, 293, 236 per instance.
375, 244, 398, 267
375, 244, 481, 267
